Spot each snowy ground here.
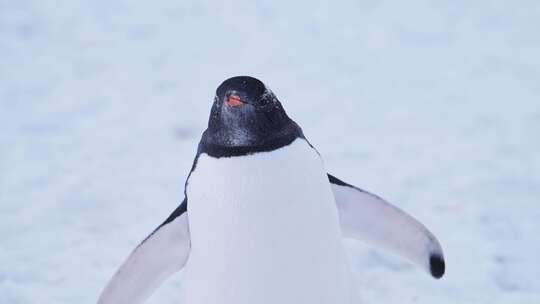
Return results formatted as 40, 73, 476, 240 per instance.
1, 1, 539, 303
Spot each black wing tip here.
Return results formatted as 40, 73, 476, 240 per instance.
429, 254, 445, 279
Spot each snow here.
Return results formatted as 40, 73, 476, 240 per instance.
1, 0, 539, 303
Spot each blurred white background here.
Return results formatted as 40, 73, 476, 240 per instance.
1, 0, 539, 303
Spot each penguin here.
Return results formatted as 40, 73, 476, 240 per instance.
97, 76, 445, 304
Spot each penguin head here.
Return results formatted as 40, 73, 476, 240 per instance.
216, 76, 271, 109
202, 76, 302, 154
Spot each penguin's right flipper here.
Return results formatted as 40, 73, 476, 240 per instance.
98, 200, 190, 304
327, 174, 445, 279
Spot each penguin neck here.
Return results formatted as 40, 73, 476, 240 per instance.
198, 121, 305, 158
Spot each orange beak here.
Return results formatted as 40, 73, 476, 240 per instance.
226, 95, 244, 107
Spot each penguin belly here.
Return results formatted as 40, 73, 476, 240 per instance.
182, 139, 356, 304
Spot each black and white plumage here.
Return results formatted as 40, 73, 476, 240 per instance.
97, 76, 445, 304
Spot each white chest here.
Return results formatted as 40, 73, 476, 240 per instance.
182, 139, 356, 304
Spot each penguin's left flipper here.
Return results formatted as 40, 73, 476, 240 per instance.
98, 200, 190, 304
328, 174, 445, 279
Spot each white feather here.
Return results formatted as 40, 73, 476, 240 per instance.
97, 213, 190, 304
330, 182, 444, 276
183, 139, 357, 304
